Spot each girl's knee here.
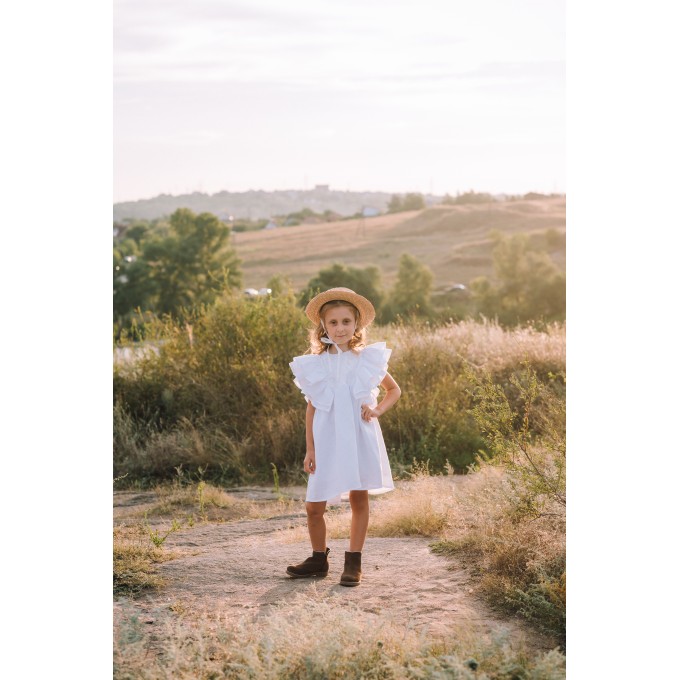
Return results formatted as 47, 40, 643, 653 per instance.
306, 501, 326, 519
349, 490, 369, 509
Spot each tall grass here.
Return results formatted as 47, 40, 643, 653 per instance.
114, 592, 566, 679
433, 361, 566, 646
114, 293, 565, 485
431, 463, 566, 646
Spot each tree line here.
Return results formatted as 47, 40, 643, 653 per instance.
114, 207, 565, 338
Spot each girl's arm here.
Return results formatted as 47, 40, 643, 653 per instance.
304, 401, 316, 473
361, 372, 401, 421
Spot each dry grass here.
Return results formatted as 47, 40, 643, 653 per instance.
367, 475, 454, 538
233, 198, 565, 290
113, 524, 183, 595
114, 590, 566, 679
275, 464, 565, 645
384, 318, 565, 372
273, 474, 454, 545
377, 318, 565, 472
130, 481, 300, 523
432, 464, 566, 643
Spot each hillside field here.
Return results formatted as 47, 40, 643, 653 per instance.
232, 197, 566, 291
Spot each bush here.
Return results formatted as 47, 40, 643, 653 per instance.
429, 361, 567, 645
382, 342, 484, 471
466, 361, 566, 510
380, 320, 565, 474
114, 291, 309, 484
115, 298, 566, 487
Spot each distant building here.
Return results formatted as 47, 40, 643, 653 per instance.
362, 206, 380, 217
314, 184, 330, 191
264, 220, 278, 230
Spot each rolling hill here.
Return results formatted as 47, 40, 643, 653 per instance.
233, 197, 566, 292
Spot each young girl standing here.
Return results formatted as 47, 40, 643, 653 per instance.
286, 287, 401, 586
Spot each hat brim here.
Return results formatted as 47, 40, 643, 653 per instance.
305, 288, 376, 329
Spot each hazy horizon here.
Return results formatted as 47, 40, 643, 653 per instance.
114, 0, 565, 204
114, 184, 565, 206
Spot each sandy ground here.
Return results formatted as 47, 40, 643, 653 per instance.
114, 487, 555, 653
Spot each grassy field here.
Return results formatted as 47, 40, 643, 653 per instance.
114, 295, 566, 676
114, 468, 566, 678
232, 197, 566, 291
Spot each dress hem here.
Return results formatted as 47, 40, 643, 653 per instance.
306, 485, 395, 504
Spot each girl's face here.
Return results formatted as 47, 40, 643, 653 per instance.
322, 305, 357, 347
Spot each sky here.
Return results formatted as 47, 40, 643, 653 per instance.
113, 0, 565, 202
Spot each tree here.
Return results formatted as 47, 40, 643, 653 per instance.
402, 193, 426, 210
453, 190, 495, 205
387, 195, 403, 213
113, 239, 155, 322
387, 193, 425, 213
114, 209, 243, 329
383, 253, 433, 321
143, 208, 242, 316
267, 274, 294, 298
470, 232, 566, 326
299, 263, 384, 313
124, 222, 150, 245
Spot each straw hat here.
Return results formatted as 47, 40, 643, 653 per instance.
305, 287, 376, 329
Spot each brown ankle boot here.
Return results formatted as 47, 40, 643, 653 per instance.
286, 547, 330, 578
340, 551, 362, 586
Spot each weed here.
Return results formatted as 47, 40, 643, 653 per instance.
146, 517, 183, 547
196, 480, 206, 519
271, 462, 281, 496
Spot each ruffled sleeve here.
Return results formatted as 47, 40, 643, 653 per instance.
289, 354, 334, 412
351, 342, 392, 402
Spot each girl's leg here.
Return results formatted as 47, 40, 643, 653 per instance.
306, 500, 327, 551
348, 490, 369, 551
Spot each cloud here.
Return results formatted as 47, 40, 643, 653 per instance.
462, 60, 565, 80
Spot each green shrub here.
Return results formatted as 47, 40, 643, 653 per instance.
114, 298, 566, 486
447, 361, 567, 645
114, 291, 308, 484
382, 342, 484, 472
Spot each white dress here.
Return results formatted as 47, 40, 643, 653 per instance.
289, 342, 396, 504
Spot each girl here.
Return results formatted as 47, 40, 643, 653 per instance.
286, 287, 401, 586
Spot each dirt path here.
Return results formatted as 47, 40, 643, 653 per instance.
114, 489, 554, 652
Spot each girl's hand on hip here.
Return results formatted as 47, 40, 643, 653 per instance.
304, 452, 316, 474
361, 404, 380, 421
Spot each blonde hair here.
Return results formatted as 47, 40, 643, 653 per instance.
308, 300, 368, 354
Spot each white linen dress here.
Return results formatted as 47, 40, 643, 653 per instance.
289, 342, 396, 504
